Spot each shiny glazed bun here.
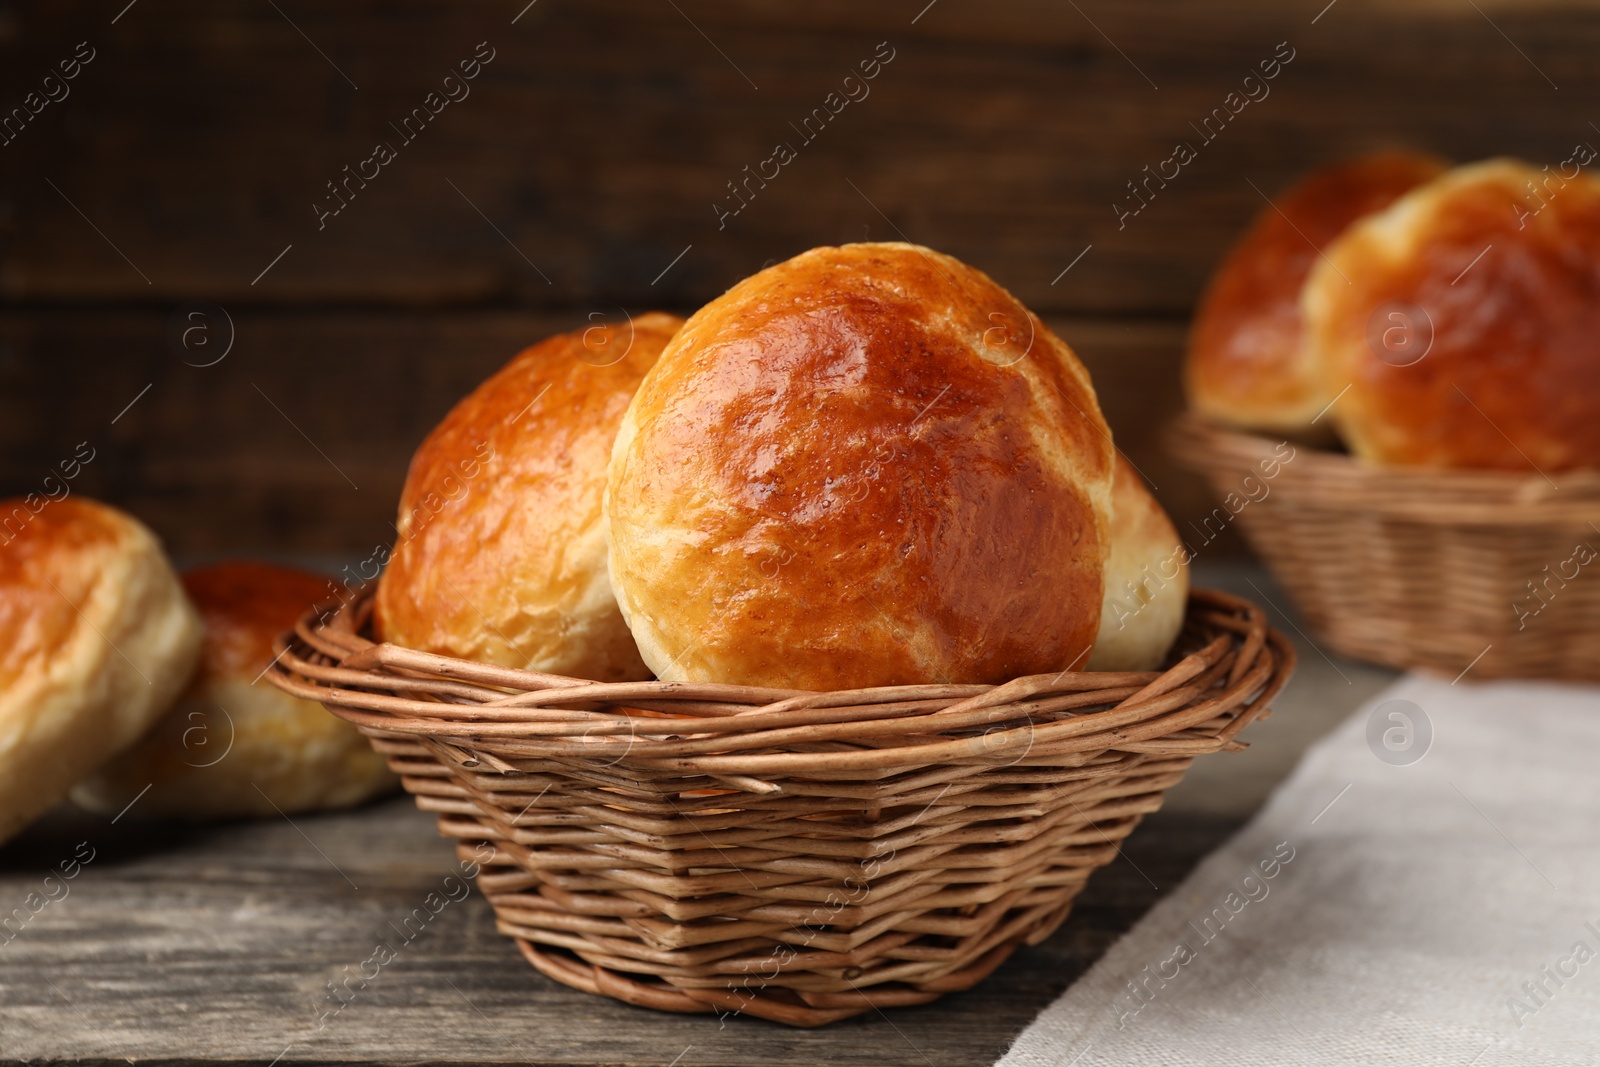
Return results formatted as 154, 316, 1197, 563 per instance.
1306, 159, 1600, 470
375, 314, 684, 680
72, 562, 397, 819
606, 242, 1115, 691
1187, 152, 1446, 432
1087, 459, 1190, 672
0, 498, 201, 844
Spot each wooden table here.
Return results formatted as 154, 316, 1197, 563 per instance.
0, 565, 1397, 1066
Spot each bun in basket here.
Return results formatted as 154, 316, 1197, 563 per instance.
1087, 458, 1190, 672
1306, 158, 1600, 470
605, 242, 1115, 690
0, 498, 201, 844
1186, 152, 1446, 433
375, 314, 683, 681
72, 561, 398, 819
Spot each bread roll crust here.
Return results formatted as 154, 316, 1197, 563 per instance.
0, 498, 201, 843
606, 242, 1113, 690
184, 561, 333, 679
71, 561, 398, 819
375, 314, 683, 680
1087, 459, 1190, 672
1187, 152, 1446, 432
1307, 158, 1600, 470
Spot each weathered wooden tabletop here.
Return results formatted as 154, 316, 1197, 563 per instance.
0, 567, 1396, 1066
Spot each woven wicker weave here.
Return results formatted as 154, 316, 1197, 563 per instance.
1170, 413, 1600, 682
268, 587, 1292, 1026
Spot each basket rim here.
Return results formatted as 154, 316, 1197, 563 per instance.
266, 586, 1295, 775
1167, 411, 1600, 526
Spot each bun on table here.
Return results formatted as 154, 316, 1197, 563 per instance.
0, 498, 201, 843
72, 561, 398, 819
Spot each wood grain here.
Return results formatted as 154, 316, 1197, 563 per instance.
0, 309, 1242, 558
0, 1, 1596, 314
7, 0, 1598, 558
0, 795, 1242, 1066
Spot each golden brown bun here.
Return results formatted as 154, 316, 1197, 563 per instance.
0, 498, 202, 844
375, 314, 684, 680
1306, 158, 1600, 470
606, 242, 1114, 690
1087, 459, 1190, 672
1187, 152, 1447, 432
72, 561, 398, 819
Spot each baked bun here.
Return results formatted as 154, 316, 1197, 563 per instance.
1306, 158, 1600, 470
0, 498, 201, 844
72, 561, 398, 819
375, 313, 684, 680
606, 242, 1114, 690
1086, 459, 1190, 672
1187, 152, 1446, 432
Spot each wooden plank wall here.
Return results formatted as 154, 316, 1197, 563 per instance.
3, 0, 1597, 557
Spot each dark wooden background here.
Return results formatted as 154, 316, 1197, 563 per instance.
3, 0, 1598, 558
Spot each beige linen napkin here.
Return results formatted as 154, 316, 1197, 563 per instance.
997, 673, 1600, 1066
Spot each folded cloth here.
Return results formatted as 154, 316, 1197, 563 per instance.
997, 673, 1600, 1067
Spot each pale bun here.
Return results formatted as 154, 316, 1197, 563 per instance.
1186, 152, 1446, 433
72, 561, 398, 819
375, 314, 684, 680
0, 498, 201, 844
1306, 158, 1600, 470
606, 242, 1115, 690
1086, 459, 1190, 672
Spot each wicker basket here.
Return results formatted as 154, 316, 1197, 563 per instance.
268, 587, 1292, 1027
1169, 413, 1600, 682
